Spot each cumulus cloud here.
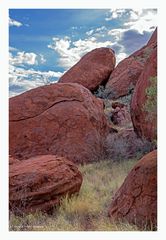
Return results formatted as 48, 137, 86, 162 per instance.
9, 17, 23, 27
9, 9, 157, 97
86, 29, 94, 36
10, 52, 38, 66
9, 65, 63, 97
86, 26, 107, 37
9, 49, 63, 97
48, 9, 156, 70
9, 51, 46, 66
105, 9, 157, 34
48, 36, 113, 69
124, 9, 157, 34
9, 46, 18, 52
108, 28, 125, 42
105, 9, 157, 57
105, 9, 127, 21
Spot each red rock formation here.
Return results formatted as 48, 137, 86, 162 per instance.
9, 156, 20, 165
9, 155, 82, 214
59, 48, 115, 91
104, 28, 157, 99
110, 105, 131, 127
131, 46, 157, 141
108, 150, 157, 230
111, 102, 125, 109
9, 83, 109, 163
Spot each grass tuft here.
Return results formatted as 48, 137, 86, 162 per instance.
10, 158, 141, 231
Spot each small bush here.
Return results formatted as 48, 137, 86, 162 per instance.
144, 76, 157, 116
143, 76, 157, 143
105, 129, 155, 161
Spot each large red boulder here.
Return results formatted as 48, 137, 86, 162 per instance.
108, 150, 157, 230
9, 155, 82, 214
104, 29, 157, 99
9, 83, 109, 163
59, 47, 115, 91
131, 47, 157, 141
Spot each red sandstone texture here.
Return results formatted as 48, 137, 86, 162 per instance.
131, 46, 157, 141
9, 83, 109, 163
59, 47, 115, 91
109, 150, 157, 230
9, 155, 82, 214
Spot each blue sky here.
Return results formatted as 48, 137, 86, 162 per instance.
9, 9, 157, 97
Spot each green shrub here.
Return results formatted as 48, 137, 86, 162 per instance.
144, 76, 157, 115
143, 76, 157, 144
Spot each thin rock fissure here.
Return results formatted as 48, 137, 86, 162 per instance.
10, 98, 83, 122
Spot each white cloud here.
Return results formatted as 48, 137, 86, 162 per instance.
48, 36, 113, 69
9, 46, 18, 52
48, 10, 156, 71
86, 29, 94, 36
9, 17, 23, 27
108, 28, 125, 41
124, 9, 157, 34
9, 65, 63, 97
86, 26, 107, 37
105, 9, 126, 21
9, 51, 46, 66
9, 49, 63, 97
39, 54, 46, 64
105, 9, 157, 34
116, 52, 128, 64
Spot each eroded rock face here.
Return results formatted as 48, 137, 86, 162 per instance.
131, 47, 157, 141
109, 150, 157, 230
104, 28, 157, 99
59, 48, 115, 91
9, 155, 82, 214
9, 83, 109, 163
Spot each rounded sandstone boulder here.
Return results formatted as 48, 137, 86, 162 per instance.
9, 155, 83, 214
59, 47, 116, 91
108, 150, 157, 230
9, 83, 109, 163
131, 47, 157, 141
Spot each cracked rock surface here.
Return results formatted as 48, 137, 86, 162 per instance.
9, 83, 109, 163
108, 150, 157, 230
9, 155, 82, 214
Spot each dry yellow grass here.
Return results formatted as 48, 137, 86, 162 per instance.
9, 158, 139, 231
